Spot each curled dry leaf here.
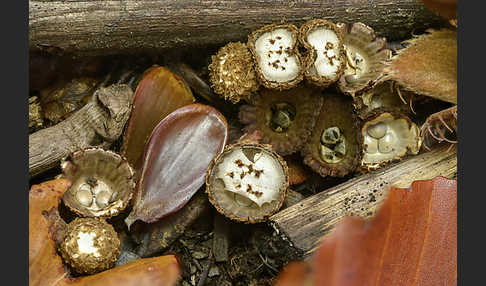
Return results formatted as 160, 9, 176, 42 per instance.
125, 104, 228, 229
382, 29, 457, 104
29, 179, 181, 286
274, 176, 457, 286
121, 66, 195, 170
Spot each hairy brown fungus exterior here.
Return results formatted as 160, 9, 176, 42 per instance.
248, 24, 304, 90
360, 110, 421, 171
59, 217, 121, 275
301, 93, 362, 177
208, 42, 259, 103
299, 19, 346, 88
335, 22, 392, 96
61, 147, 135, 218
238, 86, 324, 155
206, 143, 289, 223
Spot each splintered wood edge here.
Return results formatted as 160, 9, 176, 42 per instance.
268, 144, 457, 257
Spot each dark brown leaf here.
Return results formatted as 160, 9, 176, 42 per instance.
125, 104, 228, 228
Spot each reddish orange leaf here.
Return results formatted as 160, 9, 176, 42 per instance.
29, 179, 181, 286
275, 176, 457, 286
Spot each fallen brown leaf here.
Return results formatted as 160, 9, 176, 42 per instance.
29, 179, 181, 286
274, 176, 457, 286
383, 29, 457, 104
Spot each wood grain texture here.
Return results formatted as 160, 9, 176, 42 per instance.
269, 145, 457, 257
29, 0, 447, 56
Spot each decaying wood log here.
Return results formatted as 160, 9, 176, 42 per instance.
30, 0, 447, 57
29, 84, 133, 178
269, 145, 457, 258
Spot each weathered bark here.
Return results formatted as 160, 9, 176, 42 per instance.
29, 84, 133, 178
29, 0, 447, 57
269, 145, 457, 257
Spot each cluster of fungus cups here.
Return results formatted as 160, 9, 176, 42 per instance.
208, 19, 353, 103
205, 143, 289, 223
209, 20, 420, 177
209, 20, 392, 102
59, 147, 135, 274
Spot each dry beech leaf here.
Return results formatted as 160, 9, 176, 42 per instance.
383, 29, 457, 104
125, 104, 228, 229
121, 66, 195, 170
29, 179, 181, 286
274, 176, 457, 286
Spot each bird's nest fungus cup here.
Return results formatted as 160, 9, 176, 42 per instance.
238, 85, 324, 156
208, 42, 259, 103
248, 24, 305, 90
299, 19, 347, 88
301, 93, 362, 177
360, 110, 422, 171
336, 22, 392, 97
205, 143, 289, 223
59, 217, 121, 275
61, 147, 136, 218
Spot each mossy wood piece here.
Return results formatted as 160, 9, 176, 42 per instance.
269, 145, 457, 257
30, 0, 447, 56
